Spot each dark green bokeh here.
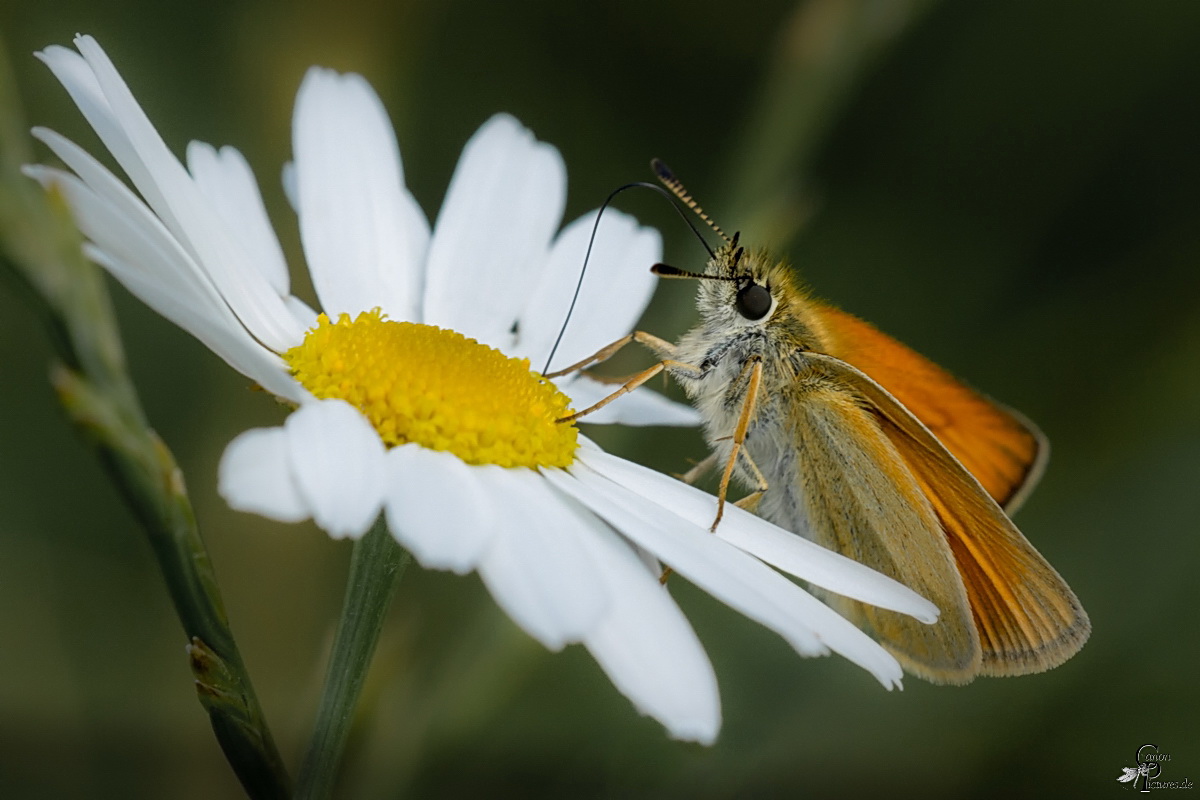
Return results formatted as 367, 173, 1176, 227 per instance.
1, 1, 1197, 797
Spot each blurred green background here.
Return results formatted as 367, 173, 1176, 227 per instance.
1, 0, 1198, 797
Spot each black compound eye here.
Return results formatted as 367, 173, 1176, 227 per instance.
735, 283, 772, 321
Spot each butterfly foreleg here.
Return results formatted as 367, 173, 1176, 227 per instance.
557, 356, 702, 424
543, 330, 679, 379
711, 356, 767, 531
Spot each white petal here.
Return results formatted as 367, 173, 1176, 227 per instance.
31, 129, 224, 310
59, 36, 307, 352
547, 462, 817, 654
84, 244, 305, 403
36, 44, 154, 202
550, 457, 905, 688
474, 468, 609, 651
37, 39, 303, 351
517, 210, 661, 369
186, 141, 290, 295
281, 161, 298, 211
578, 520, 720, 744
219, 427, 309, 522
292, 67, 429, 321
633, 543, 663, 576
284, 400, 387, 539
422, 114, 565, 348
584, 449, 939, 623
383, 445, 496, 574
285, 294, 320, 331
562, 375, 701, 427
26, 164, 304, 403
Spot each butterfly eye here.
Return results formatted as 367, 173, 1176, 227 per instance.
735, 283, 772, 321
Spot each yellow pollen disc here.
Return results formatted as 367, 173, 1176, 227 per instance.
284, 310, 578, 468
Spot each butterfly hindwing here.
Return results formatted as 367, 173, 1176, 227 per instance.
780, 378, 982, 683
808, 353, 1090, 676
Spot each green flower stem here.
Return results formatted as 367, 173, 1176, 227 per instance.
297, 518, 410, 799
0, 37, 290, 799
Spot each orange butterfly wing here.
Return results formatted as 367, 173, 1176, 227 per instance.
807, 353, 1090, 677
813, 305, 1046, 513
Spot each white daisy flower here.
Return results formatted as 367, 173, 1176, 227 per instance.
28, 35, 938, 745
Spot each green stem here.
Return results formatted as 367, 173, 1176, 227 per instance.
297, 518, 410, 799
51, 367, 293, 799
0, 35, 290, 799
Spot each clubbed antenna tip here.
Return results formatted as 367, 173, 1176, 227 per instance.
648, 159, 732, 245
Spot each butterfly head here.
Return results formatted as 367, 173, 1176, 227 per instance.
654, 236, 818, 348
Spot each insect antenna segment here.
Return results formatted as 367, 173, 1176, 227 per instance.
651, 158, 734, 246
651, 263, 738, 282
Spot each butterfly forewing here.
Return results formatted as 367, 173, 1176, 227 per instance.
814, 305, 1047, 513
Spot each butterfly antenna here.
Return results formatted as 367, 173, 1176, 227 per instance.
541, 180, 716, 375
650, 263, 738, 282
651, 158, 733, 246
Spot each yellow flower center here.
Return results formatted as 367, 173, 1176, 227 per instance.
284, 310, 578, 468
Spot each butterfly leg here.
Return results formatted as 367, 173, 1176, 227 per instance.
711, 356, 766, 532
732, 449, 768, 515
729, 453, 768, 515
702, 436, 766, 511
557, 358, 700, 424
543, 330, 679, 379
676, 452, 717, 484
